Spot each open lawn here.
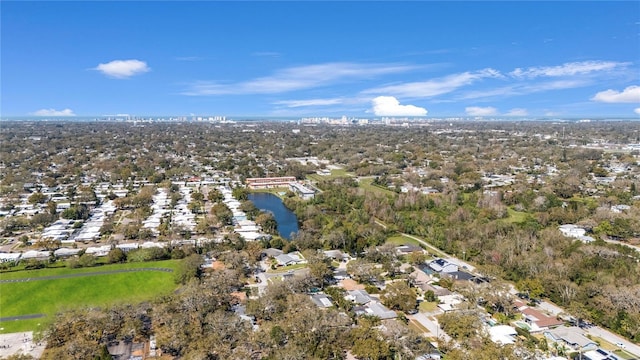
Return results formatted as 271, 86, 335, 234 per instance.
386, 235, 422, 248
0, 260, 180, 280
505, 208, 530, 223
249, 188, 288, 198
306, 169, 353, 182
267, 263, 307, 273
358, 178, 397, 196
0, 260, 179, 332
419, 301, 439, 313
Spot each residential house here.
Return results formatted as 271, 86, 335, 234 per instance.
583, 349, 622, 360
0, 253, 21, 263
395, 245, 423, 255
544, 326, 598, 352
428, 258, 459, 273
488, 325, 518, 345
362, 302, 397, 320
346, 289, 374, 305
559, 224, 595, 243
262, 248, 284, 259
310, 293, 334, 308
275, 252, 303, 267
520, 307, 563, 333
437, 294, 463, 312
323, 249, 350, 262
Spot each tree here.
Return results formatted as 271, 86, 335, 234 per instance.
438, 311, 483, 342
207, 188, 223, 202
255, 212, 278, 234
381, 280, 417, 312
174, 254, 203, 284
191, 191, 204, 202
347, 259, 382, 284
407, 251, 426, 265
350, 317, 392, 360
107, 248, 126, 263
304, 250, 333, 289
28, 191, 47, 204
78, 253, 96, 268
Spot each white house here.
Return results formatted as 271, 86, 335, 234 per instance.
559, 224, 586, 238
558, 224, 594, 243
0, 253, 21, 263
428, 258, 459, 273
488, 325, 518, 345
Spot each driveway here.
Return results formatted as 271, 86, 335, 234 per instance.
407, 312, 451, 343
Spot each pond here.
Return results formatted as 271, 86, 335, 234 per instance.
248, 192, 299, 240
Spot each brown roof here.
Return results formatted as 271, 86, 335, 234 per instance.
231, 291, 247, 303
340, 278, 365, 291
211, 260, 226, 270
521, 307, 563, 328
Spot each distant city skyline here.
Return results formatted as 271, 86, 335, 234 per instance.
2, 1, 639, 118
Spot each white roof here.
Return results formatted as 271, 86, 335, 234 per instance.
117, 243, 140, 250
22, 250, 50, 259
141, 241, 165, 248
489, 325, 517, 345
85, 245, 111, 254
54, 248, 81, 256
239, 231, 268, 240
0, 253, 21, 261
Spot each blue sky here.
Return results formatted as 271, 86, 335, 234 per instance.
2, 1, 640, 118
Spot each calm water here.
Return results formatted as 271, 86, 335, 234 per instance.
248, 193, 299, 240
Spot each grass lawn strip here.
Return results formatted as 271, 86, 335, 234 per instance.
386, 235, 422, 248
0, 260, 180, 281
358, 178, 397, 196
267, 263, 307, 273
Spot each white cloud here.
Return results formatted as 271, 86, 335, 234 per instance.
505, 108, 528, 116
462, 80, 588, 100
465, 106, 498, 116
32, 108, 76, 116
591, 85, 640, 103
371, 96, 427, 116
183, 62, 416, 95
274, 98, 343, 108
94, 59, 150, 79
635, 108, 640, 115
509, 60, 628, 78
363, 68, 501, 98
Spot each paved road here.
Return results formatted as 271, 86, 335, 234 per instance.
601, 238, 640, 253
0, 314, 45, 322
0, 268, 173, 284
586, 326, 640, 358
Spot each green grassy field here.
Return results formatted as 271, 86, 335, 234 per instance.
419, 301, 439, 313
386, 235, 422, 247
306, 169, 352, 182
0, 260, 180, 280
505, 208, 529, 223
0, 260, 180, 333
358, 178, 397, 196
267, 263, 307, 273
